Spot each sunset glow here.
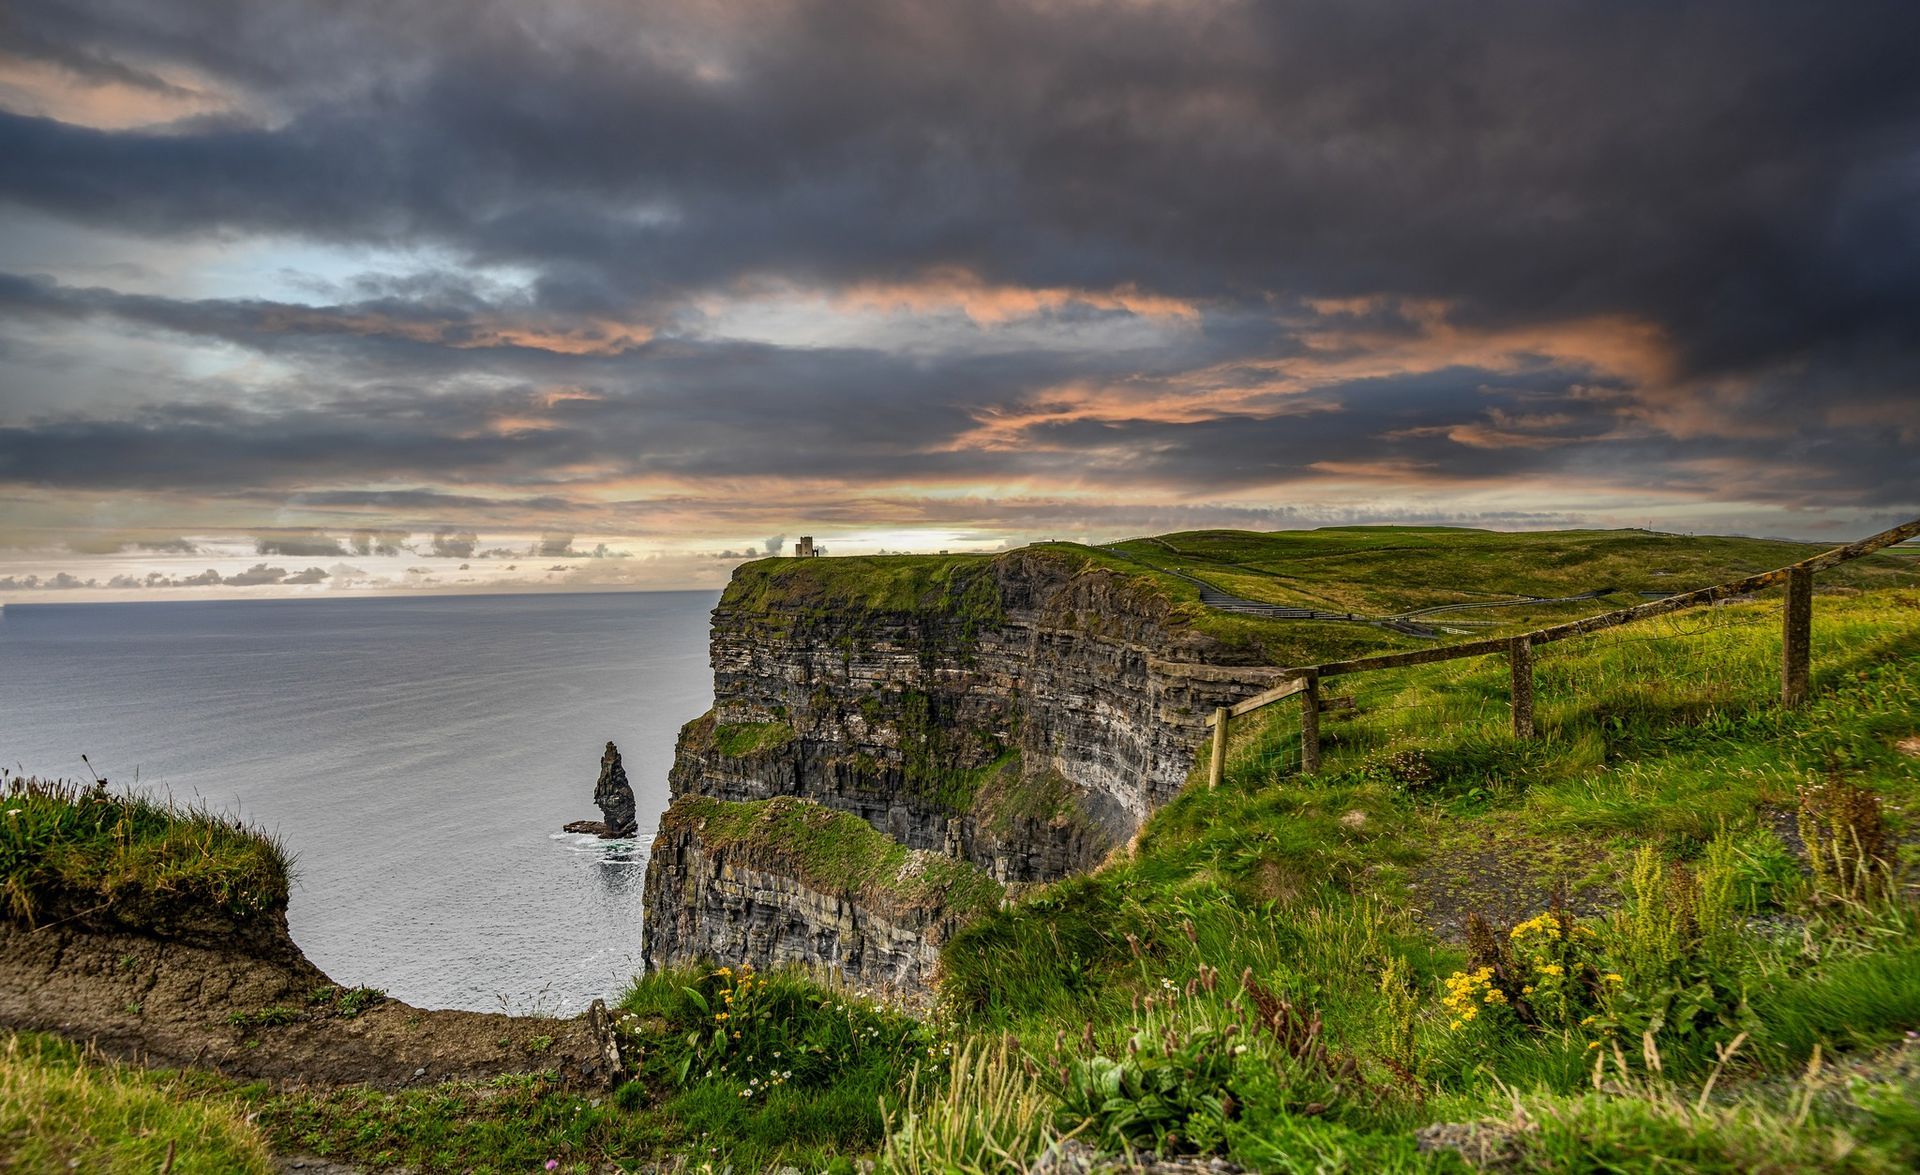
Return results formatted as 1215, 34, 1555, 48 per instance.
2, 0, 1916, 599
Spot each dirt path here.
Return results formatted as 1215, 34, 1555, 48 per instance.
0, 918, 620, 1090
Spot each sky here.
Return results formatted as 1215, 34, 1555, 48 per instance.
1, 0, 1917, 600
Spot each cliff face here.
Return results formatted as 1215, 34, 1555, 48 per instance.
643, 547, 1287, 988
640, 797, 992, 993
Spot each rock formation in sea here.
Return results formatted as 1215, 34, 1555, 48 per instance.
563, 741, 638, 838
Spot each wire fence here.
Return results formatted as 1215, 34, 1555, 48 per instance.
1203, 515, 1920, 790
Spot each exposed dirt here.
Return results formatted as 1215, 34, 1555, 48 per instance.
1406, 830, 1614, 942
0, 914, 619, 1091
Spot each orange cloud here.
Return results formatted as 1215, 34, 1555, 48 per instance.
1289, 297, 1678, 390
255, 307, 652, 355
834, 267, 1202, 324
944, 297, 1689, 453
0, 52, 240, 129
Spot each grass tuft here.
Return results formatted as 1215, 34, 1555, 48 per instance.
1, 774, 290, 930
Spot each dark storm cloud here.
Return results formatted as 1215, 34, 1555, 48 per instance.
5, 0, 1920, 372
1, 0, 1918, 538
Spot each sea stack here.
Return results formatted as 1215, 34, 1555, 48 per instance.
563, 741, 639, 838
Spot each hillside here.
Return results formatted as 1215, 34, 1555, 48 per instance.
1087, 526, 1914, 645
6, 526, 1919, 1172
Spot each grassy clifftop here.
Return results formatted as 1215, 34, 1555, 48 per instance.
1101, 526, 1914, 621
719, 553, 1000, 616
714, 527, 1916, 668
0, 776, 290, 932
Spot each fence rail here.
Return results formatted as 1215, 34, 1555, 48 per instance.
1203, 515, 1920, 787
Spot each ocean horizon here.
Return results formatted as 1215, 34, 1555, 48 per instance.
0, 589, 718, 1013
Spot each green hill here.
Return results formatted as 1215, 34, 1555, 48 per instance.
7, 528, 1919, 1173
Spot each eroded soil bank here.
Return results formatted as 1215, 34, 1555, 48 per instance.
0, 917, 619, 1091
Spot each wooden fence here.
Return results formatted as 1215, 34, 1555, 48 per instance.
1204, 515, 1920, 789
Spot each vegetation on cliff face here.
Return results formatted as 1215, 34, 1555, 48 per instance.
664, 794, 1004, 918
0, 775, 290, 929
712, 719, 799, 758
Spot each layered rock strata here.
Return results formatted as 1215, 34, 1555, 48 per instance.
643, 548, 1289, 989
641, 796, 996, 993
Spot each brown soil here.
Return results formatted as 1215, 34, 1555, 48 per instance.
0, 914, 619, 1091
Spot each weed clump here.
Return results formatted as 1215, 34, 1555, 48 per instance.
1797, 770, 1896, 905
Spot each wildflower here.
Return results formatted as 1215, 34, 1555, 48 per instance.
1587, 1041, 1602, 1051
1604, 973, 1624, 985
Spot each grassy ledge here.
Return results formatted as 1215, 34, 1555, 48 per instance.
1, 775, 290, 931
664, 794, 1003, 919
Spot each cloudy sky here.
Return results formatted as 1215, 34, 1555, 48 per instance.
2, 0, 1917, 598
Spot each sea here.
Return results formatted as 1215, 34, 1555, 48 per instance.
0, 590, 718, 1014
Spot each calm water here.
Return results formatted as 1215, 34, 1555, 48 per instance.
0, 591, 716, 1014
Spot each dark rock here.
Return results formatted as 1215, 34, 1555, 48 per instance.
643, 550, 1298, 992
562, 742, 637, 838
595, 742, 638, 835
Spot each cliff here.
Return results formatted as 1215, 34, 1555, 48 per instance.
642, 546, 1294, 987
640, 795, 1000, 992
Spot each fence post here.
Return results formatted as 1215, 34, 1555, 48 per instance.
1299, 673, 1321, 774
1509, 635, 1535, 739
1208, 707, 1230, 790
1782, 565, 1813, 707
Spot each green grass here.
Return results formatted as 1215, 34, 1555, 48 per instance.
0, 1032, 274, 1174
10, 535, 1920, 1174
239, 964, 939, 1173
925, 584, 1920, 1171
712, 720, 798, 757
663, 795, 1004, 918
0, 775, 291, 930
718, 526, 1914, 671
723, 553, 997, 615
1104, 526, 1912, 620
